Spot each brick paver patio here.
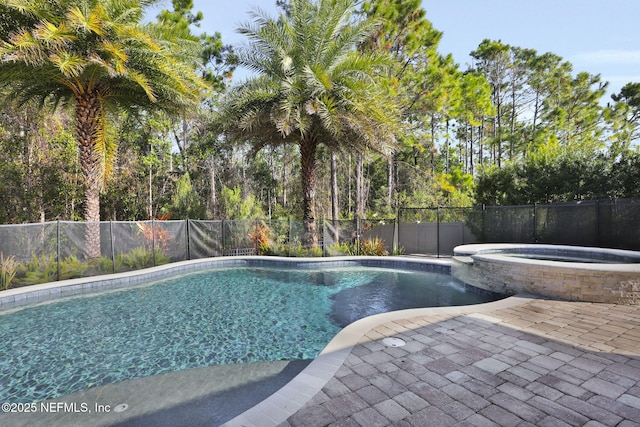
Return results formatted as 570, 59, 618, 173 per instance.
229, 296, 640, 426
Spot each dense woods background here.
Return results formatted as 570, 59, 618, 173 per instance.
1, 0, 638, 226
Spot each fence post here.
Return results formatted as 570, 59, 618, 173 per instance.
355, 217, 361, 255
482, 204, 486, 242
392, 218, 398, 255
596, 199, 601, 247
254, 219, 259, 255
322, 218, 326, 257
436, 206, 441, 258
533, 203, 537, 243
186, 219, 191, 260
288, 218, 292, 257
110, 220, 116, 274
151, 219, 156, 266
221, 220, 226, 257
461, 207, 466, 245
415, 219, 419, 256
396, 209, 401, 255
56, 219, 61, 281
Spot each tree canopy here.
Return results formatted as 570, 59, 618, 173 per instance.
0, 0, 638, 231
0, 0, 208, 255
219, 0, 400, 246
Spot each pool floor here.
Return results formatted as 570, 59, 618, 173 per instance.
0, 360, 310, 427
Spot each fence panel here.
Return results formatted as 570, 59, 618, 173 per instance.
323, 220, 356, 256
397, 209, 434, 255
156, 220, 187, 262
110, 221, 156, 273
1, 222, 59, 286
321, 219, 396, 256
57, 221, 111, 279
222, 220, 256, 256
482, 205, 535, 243
437, 207, 481, 255
188, 220, 223, 259
0, 222, 58, 262
266, 219, 293, 252
535, 202, 598, 246
598, 199, 640, 250
361, 220, 396, 255
398, 222, 438, 255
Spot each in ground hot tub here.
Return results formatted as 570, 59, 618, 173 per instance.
451, 244, 640, 304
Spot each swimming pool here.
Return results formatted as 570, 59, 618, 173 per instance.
0, 262, 498, 404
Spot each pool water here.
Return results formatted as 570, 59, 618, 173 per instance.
0, 266, 496, 403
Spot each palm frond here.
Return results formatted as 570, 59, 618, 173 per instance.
50, 51, 87, 77
34, 20, 74, 49
222, 0, 400, 158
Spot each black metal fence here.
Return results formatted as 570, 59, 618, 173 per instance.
398, 198, 640, 256
1, 198, 638, 287
0, 218, 396, 287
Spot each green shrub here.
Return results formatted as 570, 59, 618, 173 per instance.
392, 246, 406, 256
327, 238, 389, 256
258, 242, 271, 256
326, 242, 353, 256
93, 255, 124, 274
359, 238, 389, 256
119, 247, 170, 270
258, 242, 323, 257
15, 254, 89, 286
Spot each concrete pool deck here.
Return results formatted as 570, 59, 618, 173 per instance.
227, 295, 640, 427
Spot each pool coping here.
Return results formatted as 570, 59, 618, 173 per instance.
454, 243, 640, 268
0, 256, 453, 309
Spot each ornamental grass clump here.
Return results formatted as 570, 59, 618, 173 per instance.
0, 253, 18, 290
358, 238, 389, 256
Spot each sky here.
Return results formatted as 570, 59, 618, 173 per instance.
155, 0, 640, 99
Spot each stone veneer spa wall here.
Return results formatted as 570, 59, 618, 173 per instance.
452, 244, 640, 305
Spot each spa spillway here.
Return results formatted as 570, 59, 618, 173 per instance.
451, 244, 640, 305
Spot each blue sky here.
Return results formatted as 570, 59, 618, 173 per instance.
167, 0, 640, 99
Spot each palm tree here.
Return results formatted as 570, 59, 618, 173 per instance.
221, 0, 400, 247
0, 0, 207, 257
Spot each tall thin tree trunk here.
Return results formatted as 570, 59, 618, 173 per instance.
445, 120, 450, 173
282, 146, 288, 208
469, 126, 474, 175
386, 156, 394, 212
479, 118, 484, 167
208, 156, 216, 218
430, 115, 436, 176
496, 92, 502, 168
300, 139, 318, 248
355, 152, 365, 221
148, 162, 153, 219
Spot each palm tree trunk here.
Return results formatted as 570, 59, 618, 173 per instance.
330, 150, 339, 242
76, 93, 103, 259
300, 138, 318, 248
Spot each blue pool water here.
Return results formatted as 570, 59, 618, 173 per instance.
0, 266, 497, 403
